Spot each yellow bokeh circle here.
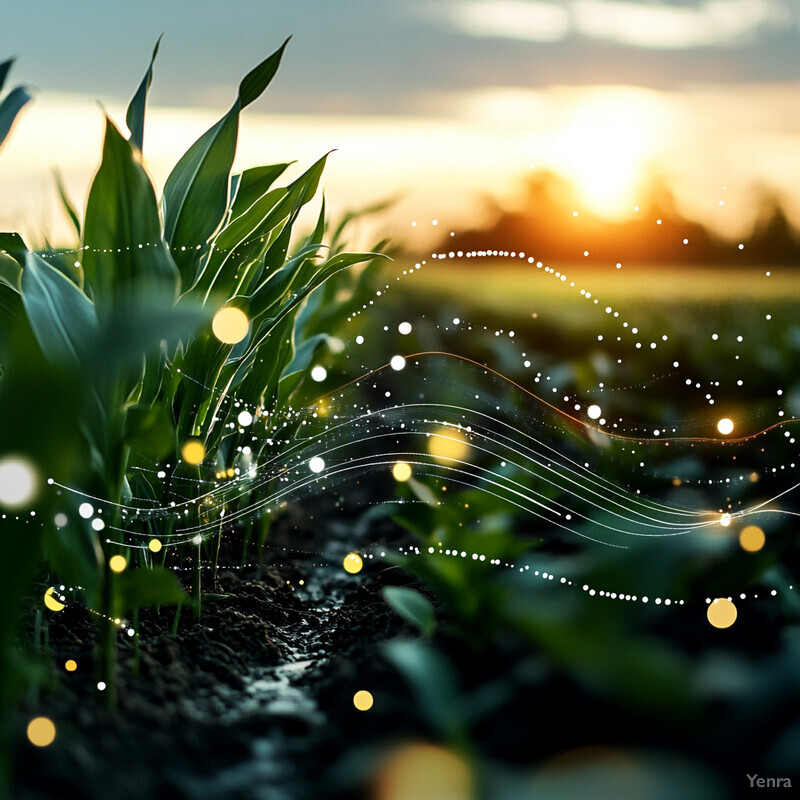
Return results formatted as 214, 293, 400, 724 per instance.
64, 659, 77, 672
212, 306, 249, 344
392, 462, 412, 482
353, 690, 374, 711
181, 440, 206, 465
343, 552, 363, 574
148, 538, 163, 553
739, 525, 765, 553
26, 717, 56, 747
43, 587, 65, 612
109, 555, 127, 574
428, 427, 469, 464
707, 598, 737, 629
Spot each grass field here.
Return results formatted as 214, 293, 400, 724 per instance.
398, 260, 800, 313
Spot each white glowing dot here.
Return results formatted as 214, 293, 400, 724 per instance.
310, 366, 327, 382
54, 513, 68, 528
97, 681, 106, 691
78, 502, 94, 519
356, 335, 364, 344
398, 322, 412, 335
717, 418, 734, 436
390, 355, 406, 371
309, 457, 325, 474
237, 410, 253, 426
0, 457, 39, 509
91, 518, 105, 531
587, 405, 602, 420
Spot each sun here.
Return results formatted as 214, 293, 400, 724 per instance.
545, 87, 673, 219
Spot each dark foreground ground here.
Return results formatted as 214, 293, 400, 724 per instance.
10, 487, 800, 800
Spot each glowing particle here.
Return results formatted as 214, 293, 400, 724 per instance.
237, 410, 253, 426
148, 538, 162, 553
398, 322, 412, 335
91, 518, 105, 531
343, 552, 363, 574
739, 525, 765, 553
0, 456, 39, 509
707, 598, 737, 629
390, 355, 406, 371
587, 405, 602, 420
720, 513, 732, 527
356, 335, 364, 344
309, 457, 325, 474
26, 717, 56, 748
97, 681, 106, 691
717, 418, 734, 436
310, 366, 327, 382
392, 462, 412, 482
428, 427, 469, 464
212, 306, 249, 344
376, 744, 472, 799
181, 440, 205, 465
353, 690, 374, 711
109, 555, 127, 573
43, 587, 65, 612
54, 513, 68, 528
64, 659, 77, 672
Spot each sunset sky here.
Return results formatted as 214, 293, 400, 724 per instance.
2, 0, 800, 248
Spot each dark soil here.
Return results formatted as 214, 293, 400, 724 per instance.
10, 501, 423, 800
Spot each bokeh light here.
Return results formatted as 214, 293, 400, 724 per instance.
374, 743, 472, 800
717, 418, 734, 435
64, 659, 77, 672
0, 455, 39, 509
392, 462, 412, 482
343, 552, 363, 574
353, 690, 374, 711
428, 427, 469, 464
109, 555, 127, 573
739, 525, 765, 552
148, 538, 162, 553
181, 439, 206, 465
43, 587, 65, 612
26, 717, 56, 747
212, 306, 249, 344
707, 598, 737, 629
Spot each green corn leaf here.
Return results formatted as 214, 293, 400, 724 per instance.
0, 85, 31, 150
0, 59, 12, 93
21, 252, 98, 367
83, 117, 178, 313
276, 332, 329, 407
53, 169, 81, 238
112, 565, 190, 616
230, 163, 293, 218
0, 231, 28, 266
124, 402, 174, 459
383, 639, 463, 742
0, 251, 21, 291
382, 586, 437, 636
126, 35, 162, 152
162, 38, 290, 283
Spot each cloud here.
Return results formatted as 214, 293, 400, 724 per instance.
431, 0, 794, 49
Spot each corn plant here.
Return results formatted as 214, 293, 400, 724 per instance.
0, 37, 383, 725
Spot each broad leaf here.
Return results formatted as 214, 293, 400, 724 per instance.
21, 253, 97, 367
382, 586, 436, 636
162, 38, 290, 282
126, 35, 161, 152
83, 118, 178, 313
0, 85, 31, 150
112, 565, 189, 616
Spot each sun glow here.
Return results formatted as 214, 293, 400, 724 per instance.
544, 87, 673, 219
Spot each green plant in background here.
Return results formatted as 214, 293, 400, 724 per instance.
0, 35, 384, 760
